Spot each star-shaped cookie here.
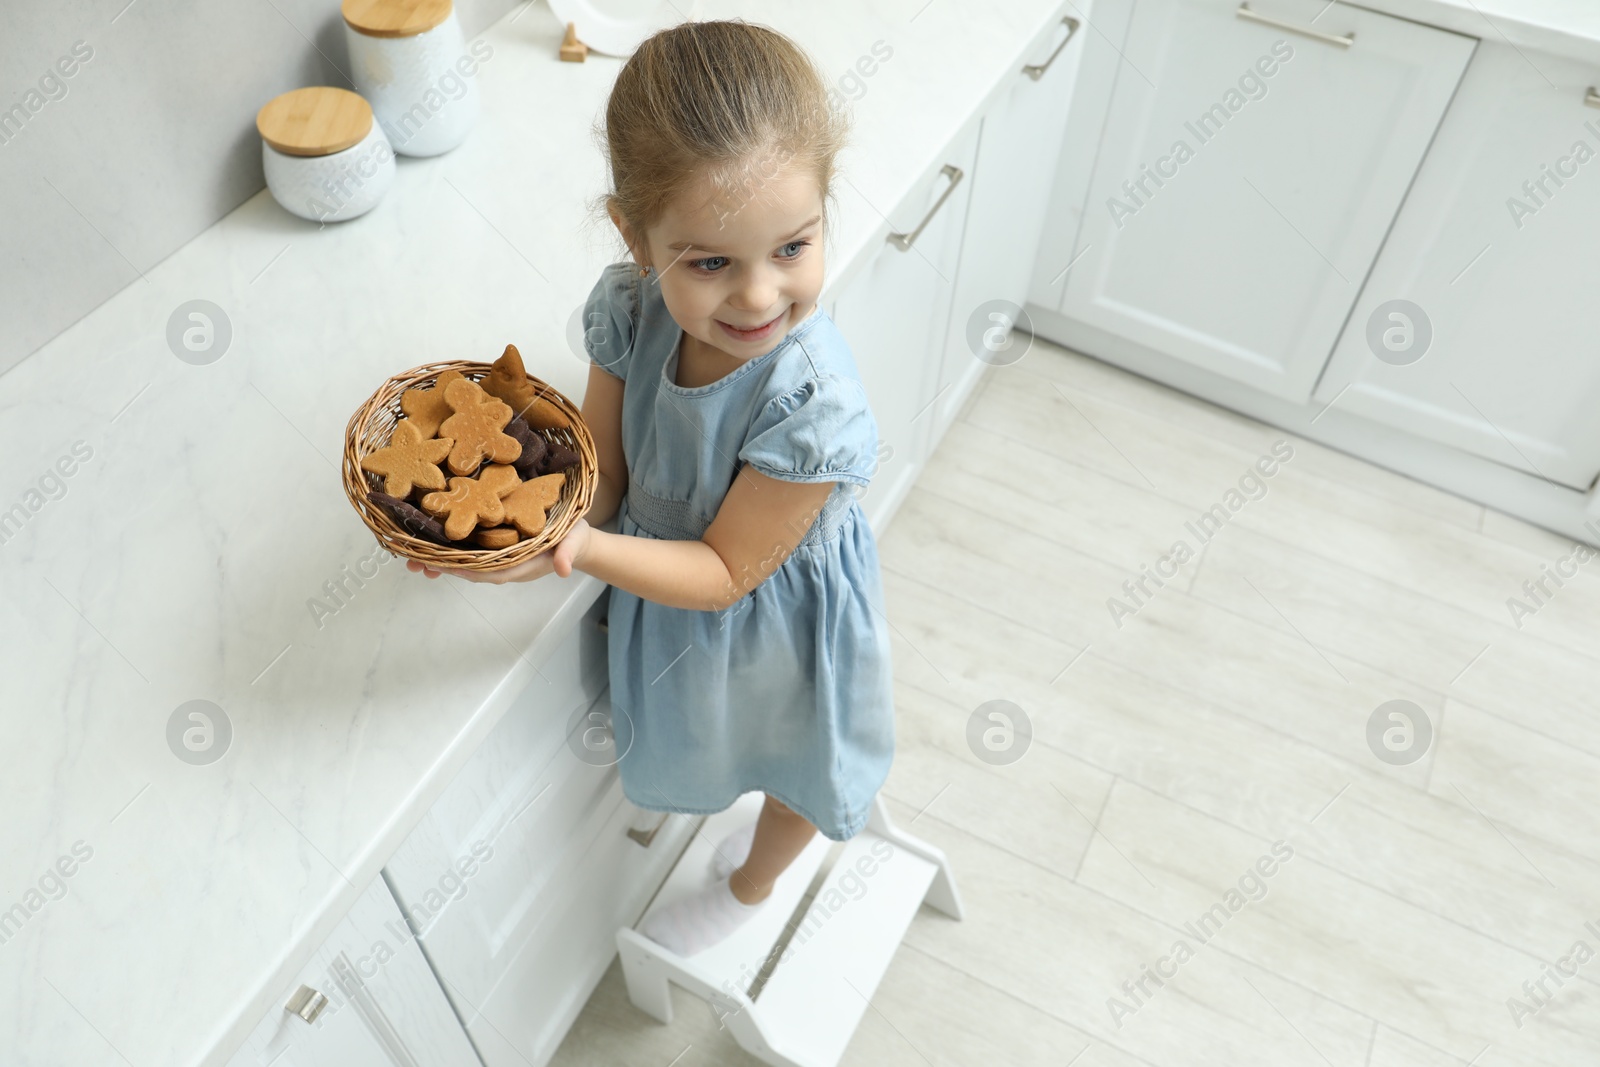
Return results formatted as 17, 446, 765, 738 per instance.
359, 419, 453, 498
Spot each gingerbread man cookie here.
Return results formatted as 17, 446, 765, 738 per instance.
360, 419, 453, 498
397, 369, 466, 438
481, 344, 571, 431
439, 377, 522, 476
501, 473, 566, 537
419, 463, 521, 540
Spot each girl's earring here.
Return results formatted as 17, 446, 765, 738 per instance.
638, 265, 651, 278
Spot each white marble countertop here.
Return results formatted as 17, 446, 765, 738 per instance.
0, 1, 1074, 1064
7, 0, 1600, 1063
1364, 0, 1600, 64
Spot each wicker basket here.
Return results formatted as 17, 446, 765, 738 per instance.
342, 359, 597, 571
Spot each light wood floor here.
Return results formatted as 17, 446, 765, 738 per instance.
552, 338, 1600, 1067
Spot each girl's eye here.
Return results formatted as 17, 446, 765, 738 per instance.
689, 240, 809, 274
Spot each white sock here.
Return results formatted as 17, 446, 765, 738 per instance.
710, 821, 757, 879
641, 875, 766, 957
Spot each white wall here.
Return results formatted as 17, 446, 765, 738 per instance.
0, 0, 520, 376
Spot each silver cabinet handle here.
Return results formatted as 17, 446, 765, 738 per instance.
1236, 3, 1353, 48
1585, 87, 1600, 109
627, 811, 670, 847
1022, 16, 1081, 81
285, 984, 329, 1023
888, 164, 965, 252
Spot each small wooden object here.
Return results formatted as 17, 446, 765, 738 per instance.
256, 87, 373, 157
559, 22, 588, 62
341, 0, 453, 38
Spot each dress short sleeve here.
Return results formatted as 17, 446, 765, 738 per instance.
738, 375, 879, 487
581, 261, 639, 380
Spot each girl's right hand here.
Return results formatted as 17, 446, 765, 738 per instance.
406, 559, 445, 580
402, 520, 592, 584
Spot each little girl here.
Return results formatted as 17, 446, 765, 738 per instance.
408, 19, 894, 957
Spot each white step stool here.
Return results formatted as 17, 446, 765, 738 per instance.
616, 791, 963, 1067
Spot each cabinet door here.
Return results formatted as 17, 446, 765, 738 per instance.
932, 6, 1092, 441
1312, 42, 1600, 490
834, 121, 980, 535
462, 697, 696, 1067
383, 591, 611, 1012
1054, 0, 1474, 402
227, 874, 480, 1067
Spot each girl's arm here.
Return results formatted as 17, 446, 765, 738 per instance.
580, 364, 628, 527
575, 467, 835, 611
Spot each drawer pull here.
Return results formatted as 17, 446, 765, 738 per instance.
1022, 16, 1081, 81
1585, 87, 1600, 109
627, 811, 670, 847
285, 984, 329, 1023
888, 164, 965, 252
1236, 3, 1353, 48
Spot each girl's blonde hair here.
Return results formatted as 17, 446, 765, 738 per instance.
594, 20, 849, 253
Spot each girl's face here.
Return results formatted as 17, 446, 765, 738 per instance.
629, 158, 826, 362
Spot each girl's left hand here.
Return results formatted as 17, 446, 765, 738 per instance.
406, 518, 593, 584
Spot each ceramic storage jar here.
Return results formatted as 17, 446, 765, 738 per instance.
342, 0, 480, 157
256, 86, 395, 222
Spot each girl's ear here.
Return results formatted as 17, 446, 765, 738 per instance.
608, 206, 650, 271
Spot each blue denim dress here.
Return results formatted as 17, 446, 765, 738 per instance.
582, 260, 894, 842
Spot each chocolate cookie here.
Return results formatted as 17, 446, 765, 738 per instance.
504, 415, 548, 480
370, 491, 450, 545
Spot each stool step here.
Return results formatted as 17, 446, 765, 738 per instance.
616, 792, 964, 1067
751, 827, 937, 1065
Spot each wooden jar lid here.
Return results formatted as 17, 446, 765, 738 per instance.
256, 87, 373, 157
341, 0, 453, 38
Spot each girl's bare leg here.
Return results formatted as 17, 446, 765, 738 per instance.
729, 793, 819, 904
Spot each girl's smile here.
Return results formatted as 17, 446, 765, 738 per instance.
716, 308, 787, 343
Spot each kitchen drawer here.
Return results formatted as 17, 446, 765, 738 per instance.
839, 119, 981, 534
462, 740, 697, 1067
226, 873, 479, 1067
932, 4, 1091, 440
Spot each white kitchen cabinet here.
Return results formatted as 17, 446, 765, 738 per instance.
383, 590, 695, 1067
1028, 0, 1135, 315
1311, 41, 1600, 491
1039, 0, 1475, 402
383, 590, 610, 994
461, 722, 693, 1067
227, 873, 481, 1067
929, 6, 1092, 442
835, 120, 981, 534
